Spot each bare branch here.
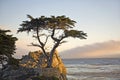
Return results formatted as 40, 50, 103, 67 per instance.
28, 43, 42, 48
51, 29, 59, 42
60, 41, 67, 44
36, 27, 44, 47
44, 35, 50, 46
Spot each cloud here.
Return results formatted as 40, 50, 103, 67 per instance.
61, 40, 120, 59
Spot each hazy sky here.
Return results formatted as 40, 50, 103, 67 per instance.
0, 0, 120, 58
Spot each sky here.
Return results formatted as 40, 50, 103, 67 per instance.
0, 0, 120, 58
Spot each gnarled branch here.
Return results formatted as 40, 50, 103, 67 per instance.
51, 29, 59, 42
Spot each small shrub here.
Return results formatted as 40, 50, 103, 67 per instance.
8, 58, 19, 67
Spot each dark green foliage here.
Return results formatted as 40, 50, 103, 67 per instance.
0, 29, 18, 68
8, 57, 19, 67
64, 30, 87, 39
17, 15, 76, 33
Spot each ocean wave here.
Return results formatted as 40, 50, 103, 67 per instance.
64, 59, 120, 80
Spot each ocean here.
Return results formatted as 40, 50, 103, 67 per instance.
63, 58, 120, 80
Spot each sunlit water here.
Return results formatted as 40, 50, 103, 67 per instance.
63, 58, 120, 80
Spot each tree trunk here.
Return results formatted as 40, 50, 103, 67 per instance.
48, 49, 55, 67
36, 27, 50, 67
48, 42, 60, 67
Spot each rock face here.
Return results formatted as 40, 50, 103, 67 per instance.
1, 50, 67, 80
20, 50, 66, 75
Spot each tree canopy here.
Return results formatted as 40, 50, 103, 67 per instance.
0, 29, 18, 68
18, 15, 87, 67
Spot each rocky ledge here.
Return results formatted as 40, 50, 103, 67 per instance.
0, 50, 67, 80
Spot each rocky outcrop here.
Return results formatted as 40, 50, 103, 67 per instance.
0, 50, 67, 80
20, 50, 66, 75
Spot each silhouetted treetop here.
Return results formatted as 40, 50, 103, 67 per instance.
18, 15, 76, 33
